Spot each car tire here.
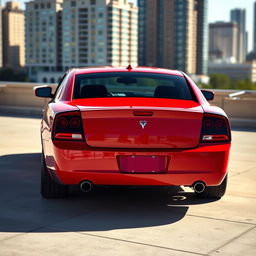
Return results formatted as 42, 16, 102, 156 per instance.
196, 175, 227, 199
41, 153, 68, 199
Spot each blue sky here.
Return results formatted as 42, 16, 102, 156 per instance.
2, 0, 255, 50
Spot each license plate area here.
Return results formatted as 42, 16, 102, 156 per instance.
118, 156, 168, 174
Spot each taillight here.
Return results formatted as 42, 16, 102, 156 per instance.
52, 111, 84, 141
201, 114, 231, 143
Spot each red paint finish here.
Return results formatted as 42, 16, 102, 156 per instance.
38, 67, 231, 188
44, 142, 230, 186
81, 108, 202, 148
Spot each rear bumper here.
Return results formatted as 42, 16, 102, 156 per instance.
44, 141, 231, 186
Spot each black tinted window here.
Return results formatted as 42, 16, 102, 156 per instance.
73, 72, 193, 100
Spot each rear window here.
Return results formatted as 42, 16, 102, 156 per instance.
73, 72, 194, 100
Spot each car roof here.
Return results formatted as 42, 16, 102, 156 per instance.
73, 66, 184, 77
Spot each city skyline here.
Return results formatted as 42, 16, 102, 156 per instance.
25, 0, 139, 82
2, 0, 255, 51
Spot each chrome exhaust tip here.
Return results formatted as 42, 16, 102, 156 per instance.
193, 181, 206, 193
80, 180, 93, 193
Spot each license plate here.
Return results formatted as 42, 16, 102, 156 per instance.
119, 156, 167, 174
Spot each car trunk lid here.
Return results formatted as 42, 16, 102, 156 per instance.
73, 98, 203, 149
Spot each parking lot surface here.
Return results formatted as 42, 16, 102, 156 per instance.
0, 115, 256, 256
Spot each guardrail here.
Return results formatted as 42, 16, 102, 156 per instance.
228, 90, 253, 99
0, 82, 255, 128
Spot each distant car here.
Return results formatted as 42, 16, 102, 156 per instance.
35, 66, 231, 199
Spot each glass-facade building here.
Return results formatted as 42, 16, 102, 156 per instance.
254, 2, 256, 52
230, 8, 247, 63
174, 0, 188, 72
138, 0, 208, 75
0, 0, 2, 68
196, 0, 208, 74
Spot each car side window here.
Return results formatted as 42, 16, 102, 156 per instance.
54, 73, 68, 100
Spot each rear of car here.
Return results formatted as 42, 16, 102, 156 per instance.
37, 67, 231, 199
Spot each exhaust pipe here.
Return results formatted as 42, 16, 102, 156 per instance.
193, 181, 206, 193
80, 180, 93, 193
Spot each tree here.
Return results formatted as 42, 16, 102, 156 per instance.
233, 79, 255, 90
209, 74, 231, 89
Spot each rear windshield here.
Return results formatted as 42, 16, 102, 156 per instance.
73, 72, 194, 100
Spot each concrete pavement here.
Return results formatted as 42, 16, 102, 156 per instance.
0, 114, 256, 256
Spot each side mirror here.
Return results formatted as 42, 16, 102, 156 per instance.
201, 90, 214, 101
34, 85, 53, 98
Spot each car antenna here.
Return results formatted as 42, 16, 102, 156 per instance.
126, 64, 132, 71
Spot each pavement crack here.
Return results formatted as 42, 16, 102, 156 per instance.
79, 232, 207, 256
207, 225, 256, 255
229, 166, 256, 178
186, 213, 256, 226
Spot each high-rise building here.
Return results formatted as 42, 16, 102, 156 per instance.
230, 8, 247, 63
138, 0, 208, 75
196, 0, 208, 75
25, 0, 63, 81
62, 0, 138, 69
2, 1, 25, 68
254, 1, 256, 52
25, 0, 138, 81
0, 0, 3, 68
209, 22, 238, 63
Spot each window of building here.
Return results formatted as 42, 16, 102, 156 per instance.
80, 59, 88, 63
50, 78, 55, 83
35, 4, 38, 9
79, 14, 88, 18
79, 26, 88, 30
79, 8, 88, 12
90, 0, 96, 5
71, 1, 76, 7
47, 3, 51, 8
40, 3, 45, 9
43, 78, 47, 83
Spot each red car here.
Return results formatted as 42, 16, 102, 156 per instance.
35, 66, 231, 199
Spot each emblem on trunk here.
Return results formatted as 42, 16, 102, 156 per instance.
139, 120, 147, 129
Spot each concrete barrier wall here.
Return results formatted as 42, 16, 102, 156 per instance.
0, 82, 57, 108
210, 89, 256, 120
0, 82, 255, 128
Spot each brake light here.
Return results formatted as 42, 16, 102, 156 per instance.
201, 114, 231, 143
53, 111, 84, 141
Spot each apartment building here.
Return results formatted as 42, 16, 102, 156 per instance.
25, 0, 63, 81
25, 0, 137, 81
62, 0, 137, 69
209, 22, 238, 63
2, 1, 25, 68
